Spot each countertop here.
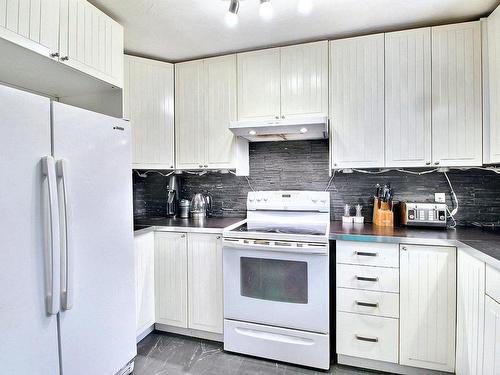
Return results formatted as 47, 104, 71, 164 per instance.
134, 217, 500, 269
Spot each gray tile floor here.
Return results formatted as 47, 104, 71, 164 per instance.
132, 332, 392, 375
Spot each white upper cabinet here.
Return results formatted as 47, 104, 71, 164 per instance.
431, 22, 482, 167
330, 34, 385, 169
385, 28, 432, 167
400, 245, 456, 372
237, 48, 281, 120
187, 233, 223, 334
59, 0, 124, 88
175, 60, 206, 169
205, 55, 237, 169
486, 5, 500, 164
280, 41, 329, 118
0, 0, 59, 58
124, 55, 175, 169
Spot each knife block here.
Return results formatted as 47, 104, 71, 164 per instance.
372, 197, 394, 227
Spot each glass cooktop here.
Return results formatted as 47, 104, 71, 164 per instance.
230, 223, 327, 236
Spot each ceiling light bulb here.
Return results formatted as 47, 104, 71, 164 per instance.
300, 127, 308, 134
259, 0, 274, 21
248, 130, 257, 136
297, 0, 313, 15
225, 0, 239, 28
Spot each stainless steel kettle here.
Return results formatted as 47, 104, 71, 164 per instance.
190, 193, 207, 219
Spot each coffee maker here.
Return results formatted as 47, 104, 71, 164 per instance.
166, 175, 181, 217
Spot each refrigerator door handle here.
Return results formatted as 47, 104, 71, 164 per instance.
42, 156, 61, 315
57, 159, 73, 310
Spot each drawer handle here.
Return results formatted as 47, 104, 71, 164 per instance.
355, 335, 379, 343
355, 251, 378, 257
355, 301, 379, 308
356, 276, 379, 282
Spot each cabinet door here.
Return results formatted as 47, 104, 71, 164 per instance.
400, 244, 456, 372
487, 6, 500, 164
124, 56, 175, 169
456, 249, 485, 375
237, 48, 281, 120
134, 231, 155, 337
0, 0, 59, 58
60, 0, 124, 87
187, 233, 223, 334
431, 22, 482, 167
205, 55, 237, 169
175, 60, 206, 169
385, 28, 432, 167
155, 232, 188, 328
330, 35, 385, 168
483, 296, 500, 375
280, 41, 328, 118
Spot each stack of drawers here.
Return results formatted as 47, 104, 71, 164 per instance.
336, 240, 400, 364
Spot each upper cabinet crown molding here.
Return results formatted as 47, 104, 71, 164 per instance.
385, 28, 432, 168
124, 55, 175, 169
330, 34, 385, 169
237, 41, 329, 121
431, 21, 483, 167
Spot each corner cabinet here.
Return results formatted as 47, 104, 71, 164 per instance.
431, 22, 483, 167
175, 55, 244, 171
330, 34, 385, 169
237, 41, 329, 121
485, 5, 500, 164
124, 55, 175, 169
399, 244, 456, 373
385, 28, 432, 168
59, 0, 124, 88
483, 296, 500, 375
154, 231, 223, 336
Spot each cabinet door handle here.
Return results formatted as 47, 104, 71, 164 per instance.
355, 251, 378, 257
216, 236, 221, 239
401, 246, 407, 251
275, 116, 279, 119
355, 335, 379, 343
50, 52, 59, 58
356, 276, 379, 282
425, 161, 431, 165
181, 234, 186, 238
434, 161, 440, 165
204, 164, 208, 168
60, 56, 69, 61
198, 164, 203, 168
281, 115, 285, 119
355, 301, 379, 308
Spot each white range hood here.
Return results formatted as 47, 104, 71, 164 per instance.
229, 115, 328, 142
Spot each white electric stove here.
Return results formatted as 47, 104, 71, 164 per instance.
222, 191, 331, 370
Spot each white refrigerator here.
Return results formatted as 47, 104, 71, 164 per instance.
0, 84, 137, 375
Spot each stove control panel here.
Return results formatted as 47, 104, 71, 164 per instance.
247, 191, 330, 212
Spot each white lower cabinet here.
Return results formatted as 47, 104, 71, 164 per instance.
187, 233, 223, 334
483, 296, 500, 375
400, 244, 456, 372
134, 231, 156, 338
154, 231, 223, 335
155, 232, 188, 328
456, 249, 485, 375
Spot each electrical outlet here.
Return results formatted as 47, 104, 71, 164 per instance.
435, 193, 446, 203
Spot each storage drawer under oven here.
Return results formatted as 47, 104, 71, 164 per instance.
337, 264, 399, 293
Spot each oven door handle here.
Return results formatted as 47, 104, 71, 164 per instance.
222, 239, 328, 255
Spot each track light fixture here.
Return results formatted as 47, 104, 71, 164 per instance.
225, 0, 240, 27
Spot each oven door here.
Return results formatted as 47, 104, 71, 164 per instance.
223, 239, 329, 334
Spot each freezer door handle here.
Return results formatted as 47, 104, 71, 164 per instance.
42, 156, 61, 315
57, 159, 73, 310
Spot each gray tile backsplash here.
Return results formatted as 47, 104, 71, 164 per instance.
133, 140, 500, 225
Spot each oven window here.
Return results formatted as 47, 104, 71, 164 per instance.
240, 257, 308, 304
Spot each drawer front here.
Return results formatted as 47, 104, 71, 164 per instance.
337, 312, 399, 364
337, 288, 399, 318
337, 241, 399, 268
486, 265, 500, 303
337, 264, 400, 293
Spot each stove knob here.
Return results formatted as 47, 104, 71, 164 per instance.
320, 199, 327, 203
256, 197, 262, 202
249, 196, 255, 202
312, 198, 318, 203
263, 197, 268, 202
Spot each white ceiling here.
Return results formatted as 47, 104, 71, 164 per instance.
90, 0, 498, 62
